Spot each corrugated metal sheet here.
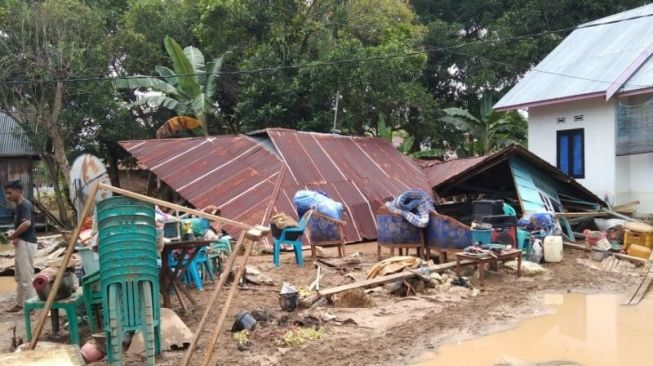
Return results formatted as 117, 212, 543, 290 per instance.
621, 54, 653, 92
0, 113, 36, 157
495, 3, 653, 110
422, 156, 489, 189
121, 136, 284, 236
120, 128, 432, 244
421, 145, 606, 207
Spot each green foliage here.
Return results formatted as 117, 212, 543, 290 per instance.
440, 95, 528, 155
2, 0, 651, 193
114, 37, 224, 136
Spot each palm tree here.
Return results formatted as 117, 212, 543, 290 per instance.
440, 95, 527, 156
114, 36, 223, 136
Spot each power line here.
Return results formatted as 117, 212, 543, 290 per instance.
1, 10, 652, 86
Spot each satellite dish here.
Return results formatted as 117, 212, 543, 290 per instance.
69, 154, 112, 219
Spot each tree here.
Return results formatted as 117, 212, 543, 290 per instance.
0, 0, 109, 225
230, 0, 439, 145
439, 95, 527, 156
114, 36, 224, 136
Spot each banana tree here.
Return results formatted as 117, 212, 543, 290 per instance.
439, 95, 527, 156
114, 36, 223, 136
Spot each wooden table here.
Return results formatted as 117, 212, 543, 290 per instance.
455, 249, 522, 287
160, 240, 213, 311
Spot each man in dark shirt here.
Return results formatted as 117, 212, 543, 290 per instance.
4, 180, 37, 312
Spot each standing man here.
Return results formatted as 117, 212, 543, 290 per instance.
4, 180, 37, 312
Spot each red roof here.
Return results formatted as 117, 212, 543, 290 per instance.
421, 155, 489, 188
120, 128, 431, 244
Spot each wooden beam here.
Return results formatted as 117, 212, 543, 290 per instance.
556, 211, 609, 218
97, 183, 269, 234
200, 235, 256, 366
563, 242, 646, 264
28, 184, 99, 350
180, 231, 247, 366
300, 260, 475, 307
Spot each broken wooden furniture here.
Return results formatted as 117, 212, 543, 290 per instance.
272, 210, 312, 267
159, 239, 213, 309
306, 210, 346, 259
24, 288, 85, 345
376, 206, 426, 260
455, 248, 522, 287
424, 211, 473, 262
97, 196, 160, 366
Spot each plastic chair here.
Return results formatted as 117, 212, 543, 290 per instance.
81, 270, 102, 334
167, 246, 214, 290
194, 247, 214, 284
273, 211, 313, 267
97, 196, 161, 366
24, 289, 85, 345
209, 236, 232, 275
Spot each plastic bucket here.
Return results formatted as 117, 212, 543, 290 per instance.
279, 292, 299, 312
231, 311, 257, 332
77, 246, 100, 274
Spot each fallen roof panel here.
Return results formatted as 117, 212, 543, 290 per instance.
120, 128, 432, 244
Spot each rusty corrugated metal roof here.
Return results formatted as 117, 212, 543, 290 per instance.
421, 155, 489, 189
421, 145, 606, 206
120, 128, 432, 244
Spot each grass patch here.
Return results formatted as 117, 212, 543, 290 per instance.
280, 327, 325, 347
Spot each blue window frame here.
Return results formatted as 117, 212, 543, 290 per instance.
557, 128, 584, 178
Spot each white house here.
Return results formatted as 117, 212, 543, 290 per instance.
495, 4, 653, 214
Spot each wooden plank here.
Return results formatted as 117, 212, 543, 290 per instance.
624, 246, 653, 305
200, 235, 256, 366
556, 211, 609, 218
301, 260, 475, 307
602, 209, 639, 223
180, 231, 247, 366
563, 242, 646, 264
97, 183, 266, 233
624, 260, 653, 305
27, 184, 98, 350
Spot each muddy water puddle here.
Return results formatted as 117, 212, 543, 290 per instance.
0, 277, 13, 296
414, 293, 653, 366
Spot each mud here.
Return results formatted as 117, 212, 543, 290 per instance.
0, 243, 643, 365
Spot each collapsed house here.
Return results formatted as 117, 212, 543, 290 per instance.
120, 128, 431, 244
420, 144, 608, 240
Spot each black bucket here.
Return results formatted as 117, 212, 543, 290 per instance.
279, 292, 299, 312
232, 311, 257, 332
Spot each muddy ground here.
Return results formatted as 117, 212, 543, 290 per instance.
0, 242, 642, 365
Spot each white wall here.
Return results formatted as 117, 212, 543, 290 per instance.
616, 153, 653, 213
528, 97, 616, 202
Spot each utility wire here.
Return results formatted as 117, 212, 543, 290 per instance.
1, 10, 652, 86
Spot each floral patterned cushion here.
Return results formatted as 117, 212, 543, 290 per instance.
376, 214, 423, 245
308, 217, 340, 242
424, 214, 472, 249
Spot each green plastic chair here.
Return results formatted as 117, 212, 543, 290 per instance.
97, 196, 161, 366
24, 288, 85, 345
81, 270, 102, 334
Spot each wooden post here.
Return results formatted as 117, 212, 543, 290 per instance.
180, 231, 248, 366
28, 184, 99, 350
200, 230, 258, 366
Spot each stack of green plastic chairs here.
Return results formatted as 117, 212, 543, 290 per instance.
97, 196, 161, 366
